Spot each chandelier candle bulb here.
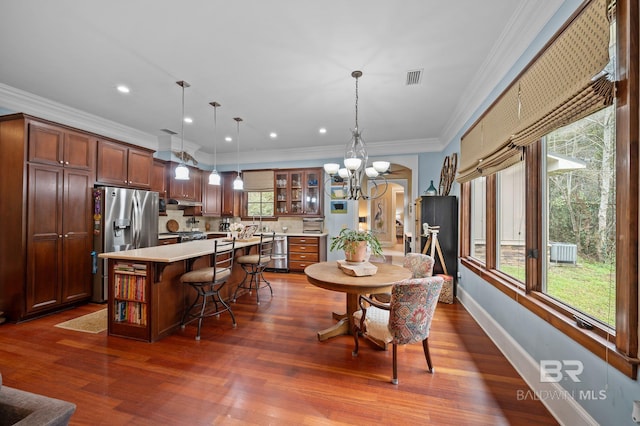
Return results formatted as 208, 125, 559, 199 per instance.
372, 161, 390, 173
324, 163, 340, 175
365, 167, 379, 178
344, 158, 362, 171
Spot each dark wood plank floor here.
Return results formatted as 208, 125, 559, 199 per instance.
0, 272, 558, 425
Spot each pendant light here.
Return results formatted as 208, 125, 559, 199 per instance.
174, 80, 190, 180
233, 117, 243, 190
208, 101, 221, 185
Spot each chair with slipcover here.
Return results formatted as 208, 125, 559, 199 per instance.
180, 239, 236, 340
353, 254, 443, 384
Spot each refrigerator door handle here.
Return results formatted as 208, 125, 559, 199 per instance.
132, 194, 141, 248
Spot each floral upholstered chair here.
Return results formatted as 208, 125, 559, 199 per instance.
353, 256, 443, 384
403, 252, 435, 278
370, 253, 435, 305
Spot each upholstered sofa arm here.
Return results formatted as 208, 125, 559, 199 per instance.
0, 374, 76, 426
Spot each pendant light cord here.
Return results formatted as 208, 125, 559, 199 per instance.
213, 105, 217, 169
181, 84, 185, 155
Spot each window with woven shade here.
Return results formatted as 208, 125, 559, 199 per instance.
458, 0, 614, 183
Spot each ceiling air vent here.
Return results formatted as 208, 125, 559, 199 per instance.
161, 128, 177, 135
406, 69, 423, 86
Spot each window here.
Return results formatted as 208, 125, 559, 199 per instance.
496, 162, 526, 282
459, 0, 637, 377
543, 106, 616, 326
246, 191, 274, 217
470, 176, 486, 263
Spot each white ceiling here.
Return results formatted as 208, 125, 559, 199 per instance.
0, 0, 565, 167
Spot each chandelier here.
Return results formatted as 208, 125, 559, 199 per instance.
323, 71, 389, 200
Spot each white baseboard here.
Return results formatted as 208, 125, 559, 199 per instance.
456, 286, 597, 426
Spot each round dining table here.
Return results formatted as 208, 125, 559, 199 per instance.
304, 261, 411, 341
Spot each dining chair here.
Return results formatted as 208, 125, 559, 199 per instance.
180, 239, 236, 340
233, 232, 275, 304
352, 275, 444, 384
370, 252, 435, 304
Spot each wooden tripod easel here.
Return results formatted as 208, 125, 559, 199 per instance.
421, 225, 448, 275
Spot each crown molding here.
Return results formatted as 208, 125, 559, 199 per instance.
0, 83, 158, 150
440, 0, 564, 147
198, 137, 443, 167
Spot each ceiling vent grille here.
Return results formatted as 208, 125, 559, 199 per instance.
161, 128, 177, 135
406, 69, 423, 85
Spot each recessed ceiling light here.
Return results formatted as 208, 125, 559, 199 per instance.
184, 117, 193, 124
319, 128, 327, 134
270, 132, 277, 139
116, 85, 130, 94
225, 136, 233, 142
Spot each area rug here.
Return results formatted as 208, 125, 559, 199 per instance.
54, 309, 107, 334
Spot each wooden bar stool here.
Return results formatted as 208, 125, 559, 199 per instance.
233, 232, 275, 304
180, 239, 236, 340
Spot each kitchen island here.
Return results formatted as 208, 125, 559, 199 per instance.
99, 237, 264, 342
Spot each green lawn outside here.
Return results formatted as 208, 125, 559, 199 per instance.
500, 258, 616, 326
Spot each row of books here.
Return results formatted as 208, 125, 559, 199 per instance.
114, 262, 147, 275
114, 274, 146, 302
113, 300, 147, 325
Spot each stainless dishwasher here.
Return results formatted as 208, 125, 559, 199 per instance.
267, 235, 288, 272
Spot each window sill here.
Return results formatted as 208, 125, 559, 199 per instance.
461, 257, 639, 379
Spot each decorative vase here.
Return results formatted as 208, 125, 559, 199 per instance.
425, 180, 438, 196
345, 241, 368, 263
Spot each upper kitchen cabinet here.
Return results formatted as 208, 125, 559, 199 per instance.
275, 168, 322, 217
202, 173, 222, 217
221, 171, 240, 217
96, 139, 154, 188
28, 121, 95, 170
168, 162, 201, 201
151, 159, 167, 198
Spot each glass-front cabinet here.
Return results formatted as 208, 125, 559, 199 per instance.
274, 168, 322, 216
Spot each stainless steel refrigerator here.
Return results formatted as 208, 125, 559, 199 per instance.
91, 187, 159, 302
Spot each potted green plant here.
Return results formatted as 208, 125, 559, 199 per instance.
330, 228, 384, 263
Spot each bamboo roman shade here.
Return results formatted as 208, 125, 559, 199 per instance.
242, 170, 274, 191
457, 0, 613, 183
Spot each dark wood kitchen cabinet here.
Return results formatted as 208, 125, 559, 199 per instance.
28, 121, 95, 170
168, 162, 201, 201
274, 168, 322, 216
26, 164, 93, 313
201, 174, 222, 216
96, 139, 153, 188
151, 159, 167, 198
221, 171, 241, 217
0, 114, 95, 321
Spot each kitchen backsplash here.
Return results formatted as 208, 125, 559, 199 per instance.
158, 211, 305, 234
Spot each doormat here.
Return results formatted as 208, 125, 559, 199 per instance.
54, 309, 107, 334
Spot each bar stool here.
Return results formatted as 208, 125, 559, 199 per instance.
233, 232, 275, 304
180, 239, 236, 340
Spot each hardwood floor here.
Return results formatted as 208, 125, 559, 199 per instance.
0, 272, 558, 425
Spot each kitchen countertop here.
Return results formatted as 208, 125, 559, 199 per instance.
99, 237, 260, 263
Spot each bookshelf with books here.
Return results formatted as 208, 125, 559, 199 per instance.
108, 261, 151, 341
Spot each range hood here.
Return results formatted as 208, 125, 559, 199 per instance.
167, 199, 203, 208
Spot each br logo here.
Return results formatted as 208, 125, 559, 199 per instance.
540, 360, 584, 383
